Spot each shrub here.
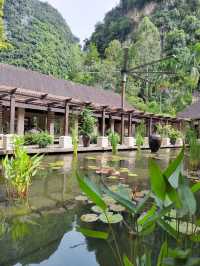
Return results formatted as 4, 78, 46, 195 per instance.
24, 132, 53, 148
36, 132, 53, 148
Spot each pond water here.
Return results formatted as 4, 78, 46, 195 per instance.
0, 149, 197, 266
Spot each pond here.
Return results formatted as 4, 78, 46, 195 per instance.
0, 149, 198, 266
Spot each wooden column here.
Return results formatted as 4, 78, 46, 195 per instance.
110, 115, 115, 133
17, 108, 25, 135
128, 113, 132, 137
148, 117, 152, 137
102, 108, 106, 136
64, 101, 70, 136
10, 94, 15, 134
0, 102, 3, 133
47, 108, 55, 136
121, 113, 125, 144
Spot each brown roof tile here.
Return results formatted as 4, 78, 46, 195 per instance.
0, 64, 131, 109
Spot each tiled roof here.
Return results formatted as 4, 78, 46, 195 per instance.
0, 64, 130, 109
178, 101, 200, 120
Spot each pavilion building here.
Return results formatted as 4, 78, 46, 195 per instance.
0, 64, 186, 151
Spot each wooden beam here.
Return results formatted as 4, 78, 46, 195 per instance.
25, 97, 37, 104
0, 93, 9, 99
10, 94, 16, 134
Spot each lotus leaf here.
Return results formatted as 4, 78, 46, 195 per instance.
80, 214, 98, 223
109, 204, 125, 212
99, 212, 123, 224
128, 173, 138, 177
75, 195, 88, 202
102, 195, 116, 205
91, 205, 106, 213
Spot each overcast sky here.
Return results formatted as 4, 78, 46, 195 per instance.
41, 0, 120, 43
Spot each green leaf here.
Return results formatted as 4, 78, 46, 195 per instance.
178, 175, 196, 216
76, 172, 107, 210
149, 159, 166, 200
136, 193, 150, 214
103, 186, 136, 214
191, 183, 200, 193
138, 205, 157, 226
123, 255, 134, 266
157, 241, 168, 266
143, 204, 174, 228
163, 149, 184, 188
77, 227, 108, 240
157, 219, 178, 240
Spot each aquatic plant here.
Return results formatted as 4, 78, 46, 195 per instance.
189, 136, 200, 170
108, 132, 120, 155
76, 149, 200, 265
71, 126, 79, 156
2, 136, 43, 200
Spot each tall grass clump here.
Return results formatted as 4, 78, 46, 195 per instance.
72, 126, 79, 157
108, 132, 120, 155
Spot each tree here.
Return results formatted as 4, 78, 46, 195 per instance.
0, 0, 10, 49
131, 17, 161, 66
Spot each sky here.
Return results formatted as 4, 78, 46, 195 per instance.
41, 0, 120, 44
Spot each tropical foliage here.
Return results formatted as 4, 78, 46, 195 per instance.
76, 149, 200, 265
2, 137, 43, 199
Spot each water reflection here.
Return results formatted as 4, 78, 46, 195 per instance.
0, 149, 184, 266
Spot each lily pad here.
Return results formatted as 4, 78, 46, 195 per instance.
91, 205, 105, 213
128, 173, 138, 177
49, 161, 64, 167
80, 214, 98, 223
107, 176, 119, 180
99, 212, 123, 224
88, 165, 98, 170
109, 204, 125, 212
119, 168, 129, 173
102, 195, 116, 205
86, 157, 96, 160
75, 195, 88, 202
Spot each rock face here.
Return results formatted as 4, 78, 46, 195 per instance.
0, 0, 79, 79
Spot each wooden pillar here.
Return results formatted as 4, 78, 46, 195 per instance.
47, 109, 55, 136
17, 108, 25, 135
128, 113, 132, 137
64, 101, 70, 136
148, 118, 152, 137
10, 94, 15, 134
110, 115, 115, 133
121, 113, 125, 144
0, 102, 3, 133
102, 108, 106, 136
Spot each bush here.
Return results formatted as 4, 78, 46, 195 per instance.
24, 132, 53, 148
24, 133, 38, 145
36, 132, 53, 148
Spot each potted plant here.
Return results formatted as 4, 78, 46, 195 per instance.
80, 108, 96, 147
169, 128, 182, 145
